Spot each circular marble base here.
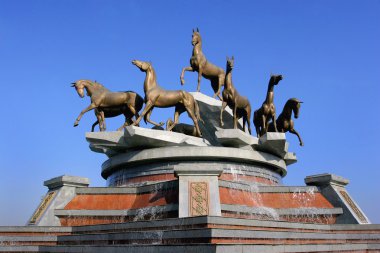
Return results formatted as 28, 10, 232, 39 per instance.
102, 146, 286, 187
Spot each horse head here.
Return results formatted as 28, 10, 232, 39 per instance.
226, 56, 235, 72
132, 60, 152, 72
269, 74, 283, 86
289, 98, 303, 118
71, 80, 100, 98
71, 80, 87, 98
192, 28, 201, 46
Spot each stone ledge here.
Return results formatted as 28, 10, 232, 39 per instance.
305, 173, 349, 187
218, 181, 319, 193
53, 228, 380, 242
256, 132, 289, 158
66, 216, 380, 234
55, 204, 178, 217
221, 204, 343, 216
33, 244, 380, 253
174, 164, 223, 176
76, 181, 177, 195
0, 235, 57, 242
215, 128, 258, 149
0, 246, 40, 252
44, 175, 89, 190
0, 227, 71, 233
86, 127, 210, 157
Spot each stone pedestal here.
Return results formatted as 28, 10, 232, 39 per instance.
174, 164, 223, 218
305, 173, 370, 224
28, 175, 89, 226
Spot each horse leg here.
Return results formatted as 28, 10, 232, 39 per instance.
220, 101, 227, 127
92, 109, 101, 132
99, 111, 106, 131
132, 101, 154, 126
215, 75, 224, 100
127, 104, 138, 125
117, 116, 134, 131
134, 112, 140, 127
246, 106, 252, 135
197, 68, 203, 92
91, 120, 98, 132
183, 101, 202, 137
233, 105, 238, 129
261, 114, 266, 136
253, 111, 259, 137
145, 107, 165, 127
244, 114, 252, 135
74, 103, 96, 127
167, 107, 183, 131
166, 118, 174, 131
180, 66, 194, 85
271, 112, 278, 132
290, 128, 304, 146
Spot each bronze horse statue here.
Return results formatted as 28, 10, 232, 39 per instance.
131, 60, 203, 137
268, 98, 304, 146
72, 80, 143, 131
180, 28, 225, 100
253, 74, 283, 137
220, 56, 252, 134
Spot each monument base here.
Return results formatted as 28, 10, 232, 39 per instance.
1, 216, 380, 252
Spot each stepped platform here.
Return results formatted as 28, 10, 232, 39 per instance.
1, 217, 380, 252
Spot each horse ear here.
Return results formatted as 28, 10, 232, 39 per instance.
196, 27, 199, 32
192, 28, 194, 33
71, 82, 76, 87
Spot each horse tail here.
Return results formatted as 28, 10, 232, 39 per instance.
194, 100, 204, 124
143, 114, 147, 124
135, 93, 144, 112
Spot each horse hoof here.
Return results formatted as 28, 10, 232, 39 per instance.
74, 122, 79, 127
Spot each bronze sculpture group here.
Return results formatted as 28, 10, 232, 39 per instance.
72, 29, 304, 146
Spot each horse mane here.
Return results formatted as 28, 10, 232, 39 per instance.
283, 98, 301, 111
287, 98, 300, 104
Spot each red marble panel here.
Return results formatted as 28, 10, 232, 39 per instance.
219, 188, 334, 208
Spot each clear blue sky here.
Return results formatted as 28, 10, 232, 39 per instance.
0, 0, 379, 225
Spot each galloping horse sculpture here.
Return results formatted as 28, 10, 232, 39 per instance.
253, 74, 283, 137
180, 28, 225, 100
220, 56, 252, 134
268, 98, 304, 146
72, 80, 143, 131
131, 60, 203, 137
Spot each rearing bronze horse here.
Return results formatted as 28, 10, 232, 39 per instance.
131, 60, 203, 137
253, 74, 282, 137
180, 28, 225, 100
220, 56, 252, 134
268, 98, 304, 146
